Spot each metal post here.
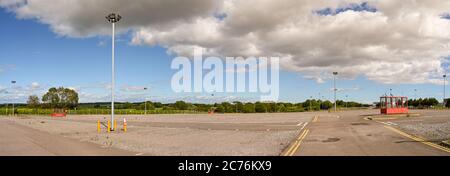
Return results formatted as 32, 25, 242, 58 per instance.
444, 74, 447, 107
345, 95, 348, 108
106, 13, 121, 131
11, 81, 16, 116
144, 87, 148, 115
111, 22, 115, 130
414, 89, 417, 100
318, 93, 321, 110
309, 96, 312, 112
333, 72, 338, 112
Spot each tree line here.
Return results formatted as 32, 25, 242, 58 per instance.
15, 87, 450, 114
26, 87, 78, 110
374, 97, 446, 108
2, 86, 376, 114
23, 87, 370, 113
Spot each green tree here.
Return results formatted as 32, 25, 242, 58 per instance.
27, 95, 40, 108
174, 101, 188, 110
215, 104, 225, 113
242, 103, 255, 113
321, 100, 333, 110
255, 102, 267, 113
42, 87, 79, 110
233, 101, 243, 113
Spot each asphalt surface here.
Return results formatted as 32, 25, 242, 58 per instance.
285, 110, 449, 156
1, 109, 449, 156
0, 119, 133, 156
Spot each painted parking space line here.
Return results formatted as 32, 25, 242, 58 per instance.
384, 125, 450, 153
300, 122, 308, 130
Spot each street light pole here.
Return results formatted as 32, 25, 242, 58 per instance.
414, 89, 417, 100
11, 81, 16, 116
318, 92, 321, 110
106, 13, 121, 131
144, 87, 148, 115
345, 95, 348, 109
309, 96, 312, 112
444, 74, 447, 107
333, 72, 338, 112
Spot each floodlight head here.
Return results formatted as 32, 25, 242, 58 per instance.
444, 74, 447, 78
11, 81, 16, 84
333, 72, 338, 75
106, 13, 122, 23
144, 87, 148, 90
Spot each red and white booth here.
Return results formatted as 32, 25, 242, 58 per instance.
380, 96, 408, 114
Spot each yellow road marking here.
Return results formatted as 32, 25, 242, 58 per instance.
283, 129, 310, 156
288, 129, 309, 156
384, 126, 450, 153
312, 116, 319, 123
283, 130, 306, 156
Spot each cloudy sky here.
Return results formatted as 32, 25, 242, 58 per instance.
0, 0, 449, 104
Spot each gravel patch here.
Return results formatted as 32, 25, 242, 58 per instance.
7, 117, 298, 156
398, 121, 450, 142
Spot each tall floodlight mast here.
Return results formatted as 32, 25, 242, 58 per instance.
444, 74, 447, 107
11, 80, 16, 116
106, 13, 121, 131
333, 72, 338, 112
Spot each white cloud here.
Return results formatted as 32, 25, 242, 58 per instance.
30, 82, 40, 90
0, 0, 220, 37
120, 85, 149, 92
0, 64, 16, 73
2, 0, 450, 85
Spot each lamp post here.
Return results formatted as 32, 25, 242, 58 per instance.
144, 87, 148, 115
106, 13, 121, 131
318, 92, 321, 110
345, 95, 348, 109
414, 89, 417, 100
333, 72, 338, 112
11, 81, 16, 116
309, 96, 312, 112
444, 74, 447, 107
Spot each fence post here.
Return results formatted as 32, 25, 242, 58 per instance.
97, 120, 101, 133
107, 120, 110, 133
123, 118, 127, 132
114, 119, 117, 132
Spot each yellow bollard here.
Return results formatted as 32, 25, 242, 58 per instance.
123, 118, 127, 132
97, 120, 101, 133
114, 119, 117, 132
107, 120, 110, 133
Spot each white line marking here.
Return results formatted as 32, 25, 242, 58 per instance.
379, 122, 389, 125
296, 122, 304, 126
386, 122, 397, 126
300, 122, 308, 130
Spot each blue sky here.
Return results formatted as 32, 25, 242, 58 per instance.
0, 2, 448, 104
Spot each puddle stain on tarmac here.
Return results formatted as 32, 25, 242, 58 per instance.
322, 138, 340, 143
351, 122, 369, 126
